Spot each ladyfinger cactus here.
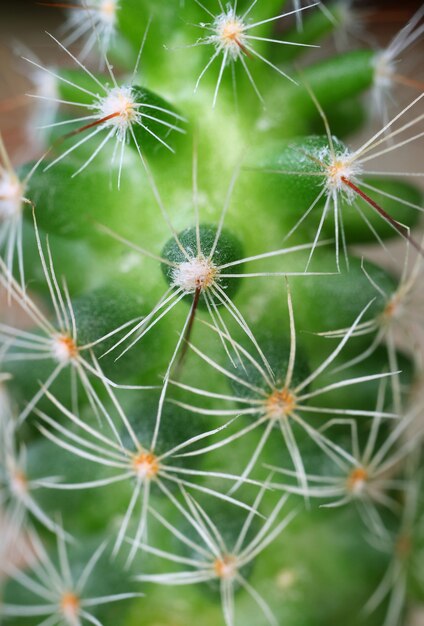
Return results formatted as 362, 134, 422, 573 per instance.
0, 2, 424, 626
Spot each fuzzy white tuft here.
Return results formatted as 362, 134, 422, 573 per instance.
51, 335, 78, 365
132, 452, 159, 480
213, 555, 238, 579
171, 256, 218, 293
0, 173, 22, 220
320, 147, 362, 202
98, 85, 140, 141
210, 8, 247, 61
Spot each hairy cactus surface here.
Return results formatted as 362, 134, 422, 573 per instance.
1, 2, 424, 626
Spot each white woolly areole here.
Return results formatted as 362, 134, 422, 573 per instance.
0, 173, 22, 220
26, 68, 59, 149
347, 468, 368, 496
51, 335, 78, 365
265, 389, 297, 421
373, 51, 395, 90
0, 380, 12, 424
383, 292, 404, 324
98, 0, 118, 25
214, 555, 238, 580
349, 477, 367, 496
171, 256, 218, 294
134, 461, 152, 480
60, 592, 81, 626
64, 0, 118, 62
71, 0, 118, 27
132, 452, 159, 480
9, 468, 28, 499
210, 8, 247, 61
33, 68, 58, 102
320, 147, 362, 203
98, 85, 139, 141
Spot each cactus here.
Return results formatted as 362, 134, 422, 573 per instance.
0, 2, 423, 626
